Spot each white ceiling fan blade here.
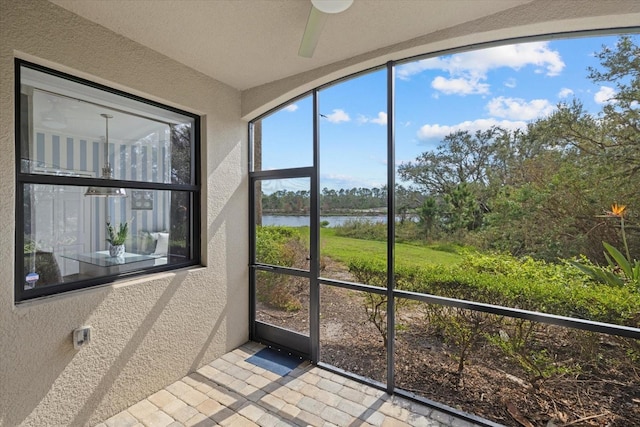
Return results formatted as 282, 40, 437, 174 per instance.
298, 6, 328, 58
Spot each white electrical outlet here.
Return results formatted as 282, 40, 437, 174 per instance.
73, 326, 92, 349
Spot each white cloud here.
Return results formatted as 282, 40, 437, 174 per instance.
504, 78, 517, 88
594, 86, 616, 104
357, 112, 387, 125
476, 42, 564, 76
486, 96, 555, 120
408, 42, 565, 78
397, 41, 564, 95
284, 104, 299, 112
396, 57, 446, 80
320, 173, 384, 189
323, 109, 350, 123
431, 76, 489, 95
322, 172, 357, 183
371, 112, 387, 125
417, 118, 527, 140
558, 88, 574, 98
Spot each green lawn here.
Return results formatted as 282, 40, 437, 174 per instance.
319, 228, 461, 267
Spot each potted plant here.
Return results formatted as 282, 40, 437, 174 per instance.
106, 221, 128, 257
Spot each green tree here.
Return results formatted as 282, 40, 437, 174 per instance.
587, 35, 640, 177
417, 196, 438, 239
546, 35, 640, 191
398, 128, 502, 196
443, 183, 481, 233
478, 36, 640, 261
398, 128, 503, 235
480, 130, 624, 262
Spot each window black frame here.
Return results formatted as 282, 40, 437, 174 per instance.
14, 59, 201, 303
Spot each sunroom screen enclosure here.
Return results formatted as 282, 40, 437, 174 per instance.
250, 32, 640, 426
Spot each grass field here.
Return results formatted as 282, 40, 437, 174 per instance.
319, 228, 462, 267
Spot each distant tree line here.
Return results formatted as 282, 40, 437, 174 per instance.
261, 185, 427, 217
261, 190, 310, 214
262, 187, 387, 214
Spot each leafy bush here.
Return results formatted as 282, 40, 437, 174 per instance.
256, 271, 304, 312
487, 319, 581, 387
334, 219, 387, 241
569, 204, 639, 291
428, 306, 501, 379
427, 242, 464, 254
348, 251, 640, 328
255, 226, 308, 311
347, 258, 387, 287
348, 251, 639, 385
423, 253, 638, 327
348, 258, 388, 346
256, 226, 300, 266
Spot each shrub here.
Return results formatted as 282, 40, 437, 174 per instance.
256, 271, 304, 312
347, 250, 640, 388
348, 259, 418, 348
256, 226, 300, 266
570, 204, 640, 291
415, 253, 640, 327
347, 251, 640, 332
334, 219, 387, 241
255, 226, 308, 311
427, 306, 502, 380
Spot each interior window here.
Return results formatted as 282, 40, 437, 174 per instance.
16, 61, 200, 301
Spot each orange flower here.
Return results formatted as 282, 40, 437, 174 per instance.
609, 203, 626, 217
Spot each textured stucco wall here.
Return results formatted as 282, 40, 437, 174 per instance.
241, 0, 640, 119
0, 1, 248, 426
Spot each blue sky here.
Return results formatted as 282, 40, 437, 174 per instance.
259, 33, 635, 192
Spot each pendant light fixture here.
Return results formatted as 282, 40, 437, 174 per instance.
85, 113, 127, 197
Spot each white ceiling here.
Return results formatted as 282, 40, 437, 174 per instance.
49, 0, 537, 91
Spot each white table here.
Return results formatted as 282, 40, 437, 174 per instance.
62, 251, 166, 277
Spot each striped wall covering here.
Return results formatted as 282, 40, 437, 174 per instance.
30, 129, 172, 274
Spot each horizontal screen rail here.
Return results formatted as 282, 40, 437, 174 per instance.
316, 278, 640, 340
396, 289, 640, 340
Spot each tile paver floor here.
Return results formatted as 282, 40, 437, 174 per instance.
97, 342, 490, 427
